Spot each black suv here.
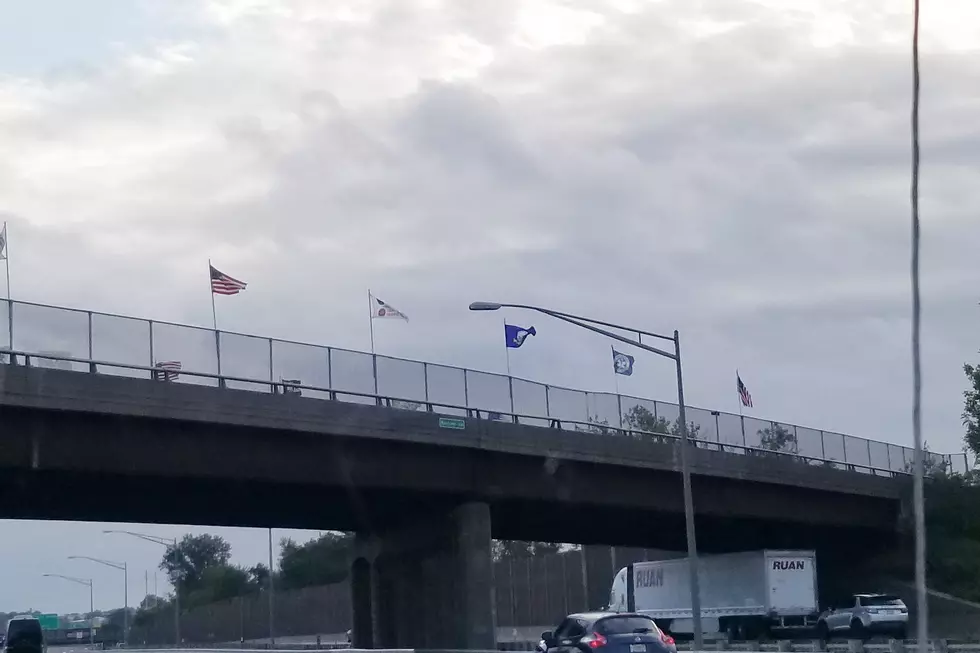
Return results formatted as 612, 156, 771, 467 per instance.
541, 612, 676, 653
5, 616, 44, 653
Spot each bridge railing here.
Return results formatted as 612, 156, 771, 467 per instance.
0, 298, 968, 477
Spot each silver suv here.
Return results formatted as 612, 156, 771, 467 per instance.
817, 594, 908, 640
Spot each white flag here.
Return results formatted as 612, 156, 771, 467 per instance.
0, 223, 7, 261
369, 293, 408, 321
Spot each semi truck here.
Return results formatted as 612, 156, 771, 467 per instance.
608, 550, 819, 640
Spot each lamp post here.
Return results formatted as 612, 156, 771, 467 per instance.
68, 556, 128, 645
43, 574, 94, 647
469, 301, 703, 648
104, 530, 180, 645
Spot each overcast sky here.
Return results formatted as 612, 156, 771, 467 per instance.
2, 0, 980, 613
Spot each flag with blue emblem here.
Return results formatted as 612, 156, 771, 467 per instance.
504, 324, 536, 349
611, 347, 634, 376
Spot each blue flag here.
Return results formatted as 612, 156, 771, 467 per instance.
505, 324, 536, 349
612, 347, 634, 376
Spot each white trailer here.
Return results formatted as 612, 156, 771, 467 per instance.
608, 550, 819, 640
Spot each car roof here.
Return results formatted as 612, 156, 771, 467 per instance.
569, 612, 649, 622
855, 593, 899, 598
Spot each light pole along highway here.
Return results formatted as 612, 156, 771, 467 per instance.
469, 301, 703, 648
104, 530, 179, 645
42, 574, 94, 647
68, 556, 128, 645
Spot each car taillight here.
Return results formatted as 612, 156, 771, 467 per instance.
582, 633, 607, 649
660, 633, 675, 646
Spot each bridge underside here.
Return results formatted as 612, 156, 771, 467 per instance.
0, 367, 907, 648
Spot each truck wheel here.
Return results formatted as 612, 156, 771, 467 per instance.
817, 622, 830, 641
850, 619, 868, 641
724, 621, 741, 643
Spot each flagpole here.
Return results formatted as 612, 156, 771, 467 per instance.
503, 318, 512, 376
736, 370, 743, 417
209, 259, 218, 330
209, 259, 221, 383
3, 222, 11, 351
367, 289, 379, 404
612, 346, 621, 396
368, 289, 376, 355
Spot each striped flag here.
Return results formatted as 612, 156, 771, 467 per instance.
0, 222, 7, 261
154, 361, 181, 381
737, 372, 753, 408
210, 265, 247, 295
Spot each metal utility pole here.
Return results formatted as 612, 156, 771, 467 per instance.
43, 574, 94, 647
68, 556, 128, 645
104, 530, 181, 645
469, 301, 703, 648
268, 527, 276, 647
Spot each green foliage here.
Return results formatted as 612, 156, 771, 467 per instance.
623, 405, 701, 442
757, 423, 797, 454
492, 540, 562, 561
963, 359, 980, 461
920, 472, 980, 600
184, 564, 253, 607
277, 532, 354, 590
161, 534, 232, 593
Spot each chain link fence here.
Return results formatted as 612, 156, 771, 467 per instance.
1, 299, 965, 476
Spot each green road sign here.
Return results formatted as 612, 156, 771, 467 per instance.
38, 614, 58, 630
438, 417, 465, 430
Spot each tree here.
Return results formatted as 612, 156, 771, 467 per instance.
492, 540, 562, 562
278, 532, 353, 590
247, 563, 270, 586
902, 441, 949, 476
575, 417, 619, 435
757, 423, 797, 455
622, 405, 701, 442
963, 357, 980, 462
160, 534, 232, 593
184, 565, 253, 607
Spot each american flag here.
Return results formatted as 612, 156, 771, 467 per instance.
281, 378, 302, 395
210, 265, 247, 295
154, 360, 181, 381
737, 372, 753, 408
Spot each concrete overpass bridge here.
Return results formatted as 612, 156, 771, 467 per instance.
0, 298, 965, 650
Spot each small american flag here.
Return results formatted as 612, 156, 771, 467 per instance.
737, 372, 753, 408
210, 265, 247, 295
281, 378, 302, 395
154, 360, 181, 381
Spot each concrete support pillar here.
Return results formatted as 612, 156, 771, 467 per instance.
583, 545, 616, 610
350, 501, 496, 650
455, 501, 496, 649
349, 556, 373, 649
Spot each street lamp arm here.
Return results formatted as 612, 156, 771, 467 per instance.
471, 301, 675, 346
68, 556, 125, 571
43, 574, 92, 587
103, 530, 176, 548
527, 306, 676, 359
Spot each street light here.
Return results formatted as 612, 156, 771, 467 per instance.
68, 556, 128, 645
469, 301, 704, 648
103, 530, 180, 645
43, 574, 94, 648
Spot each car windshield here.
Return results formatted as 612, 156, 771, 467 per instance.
863, 596, 903, 607
596, 616, 660, 635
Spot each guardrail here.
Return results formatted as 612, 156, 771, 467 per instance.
108, 642, 980, 653
0, 298, 967, 477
